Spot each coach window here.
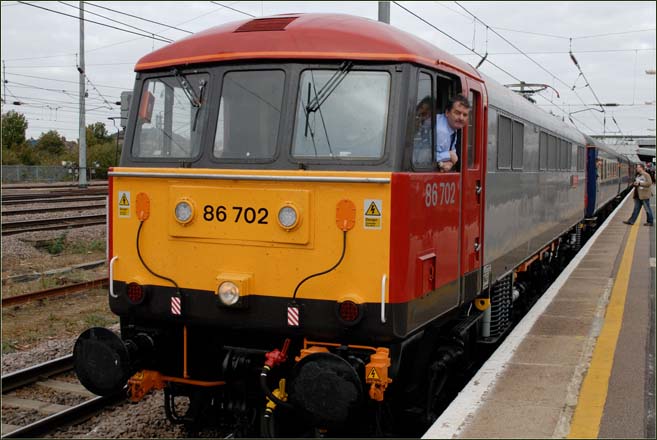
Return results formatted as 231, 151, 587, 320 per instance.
576, 145, 585, 171
497, 115, 512, 169
558, 139, 567, 170
292, 69, 390, 160
133, 73, 209, 159
539, 132, 548, 171
214, 70, 285, 161
412, 72, 434, 168
547, 134, 557, 170
512, 120, 524, 169
467, 89, 480, 169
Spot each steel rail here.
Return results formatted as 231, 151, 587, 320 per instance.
1, 189, 108, 202
1, 393, 126, 438
2, 278, 109, 307
1, 355, 74, 392
1, 182, 107, 190
1, 195, 107, 206
1, 214, 106, 235
1, 203, 107, 216
1, 355, 125, 438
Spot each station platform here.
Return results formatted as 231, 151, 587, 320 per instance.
425, 190, 656, 439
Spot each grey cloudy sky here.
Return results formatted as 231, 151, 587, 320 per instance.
1, 1, 655, 141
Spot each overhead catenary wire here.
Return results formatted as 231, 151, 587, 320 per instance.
57, 1, 175, 42
395, 0, 602, 131
83, 72, 117, 110
16, 1, 173, 43
491, 25, 655, 40
4, 72, 129, 90
84, 1, 193, 34
391, 1, 522, 82
209, 1, 256, 18
568, 39, 606, 113
452, 1, 605, 129
454, 47, 656, 56
5, 80, 119, 103
6, 62, 134, 69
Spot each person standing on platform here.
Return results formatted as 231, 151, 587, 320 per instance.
623, 163, 654, 226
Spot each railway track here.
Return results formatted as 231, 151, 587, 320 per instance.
2, 277, 109, 307
1, 182, 107, 190
1, 188, 108, 203
1, 214, 106, 236
1, 355, 125, 438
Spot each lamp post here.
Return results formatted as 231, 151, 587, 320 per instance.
107, 117, 124, 166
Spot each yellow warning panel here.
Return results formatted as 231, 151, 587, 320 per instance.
118, 191, 131, 218
363, 199, 382, 230
367, 367, 380, 380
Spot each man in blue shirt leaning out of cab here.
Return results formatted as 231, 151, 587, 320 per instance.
436, 94, 470, 172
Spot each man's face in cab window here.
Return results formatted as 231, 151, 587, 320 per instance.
446, 102, 470, 131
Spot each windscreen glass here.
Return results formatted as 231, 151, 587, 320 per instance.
132, 73, 209, 159
292, 69, 390, 160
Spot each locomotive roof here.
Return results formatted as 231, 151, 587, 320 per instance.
135, 13, 480, 77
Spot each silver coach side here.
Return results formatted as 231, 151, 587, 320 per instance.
481, 76, 587, 283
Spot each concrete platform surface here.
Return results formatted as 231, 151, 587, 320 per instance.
424, 191, 655, 439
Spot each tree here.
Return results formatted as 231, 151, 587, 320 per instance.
36, 130, 65, 155
1, 111, 28, 149
86, 122, 110, 146
88, 140, 119, 179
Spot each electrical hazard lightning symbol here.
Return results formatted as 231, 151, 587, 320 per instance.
364, 199, 382, 230
119, 194, 129, 206
367, 368, 380, 380
366, 202, 381, 216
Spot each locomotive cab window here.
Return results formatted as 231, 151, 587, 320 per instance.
411, 70, 463, 172
132, 72, 209, 159
292, 68, 390, 160
213, 70, 285, 161
412, 72, 434, 168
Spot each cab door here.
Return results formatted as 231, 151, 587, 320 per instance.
460, 82, 486, 303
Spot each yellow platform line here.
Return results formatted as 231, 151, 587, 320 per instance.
567, 221, 639, 438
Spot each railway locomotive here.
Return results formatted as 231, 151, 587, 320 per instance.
73, 13, 634, 436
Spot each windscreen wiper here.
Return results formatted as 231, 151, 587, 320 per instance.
192, 80, 206, 131
305, 61, 353, 114
173, 68, 202, 107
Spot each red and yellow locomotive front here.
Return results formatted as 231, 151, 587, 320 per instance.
73, 13, 486, 436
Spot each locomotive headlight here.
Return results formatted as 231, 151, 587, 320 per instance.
174, 200, 194, 224
218, 281, 240, 306
277, 204, 299, 230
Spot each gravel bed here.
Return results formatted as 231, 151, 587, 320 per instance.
1, 338, 76, 375
2, 225, 107, 272
47, 391, 188, 439
2, 407, 42, 427
10, 386, 88, 406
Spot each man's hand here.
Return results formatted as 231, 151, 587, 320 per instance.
439, 161, 454, 172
